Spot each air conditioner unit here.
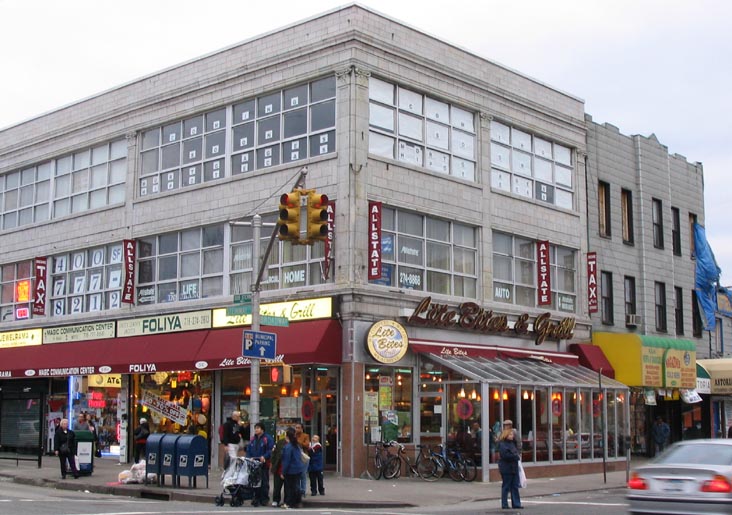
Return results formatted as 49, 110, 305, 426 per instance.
626, 314, 642, 327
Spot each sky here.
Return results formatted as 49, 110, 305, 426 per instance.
1, 0, 730, 284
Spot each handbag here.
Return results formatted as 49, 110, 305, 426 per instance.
300, 449, 311, 465
517, 460, 527, 488
59, 443, 70, 455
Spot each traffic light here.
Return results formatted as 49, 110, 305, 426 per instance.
306, 190, 329, 242
269, 364, 293, 385
278, 190, 302, 241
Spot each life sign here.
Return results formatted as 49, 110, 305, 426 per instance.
242, 330, 277, 360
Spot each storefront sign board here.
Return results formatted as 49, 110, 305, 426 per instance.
88, 374, 122, 388
117, 310, 211, 337
33, 257, 47, 316
587, 252, 598, 313
43, 321, 115, 344
641, 346, 664, 387
368, 201, 382, 280
366, 320, 409, 364
212, 297, 332, 327
0, 328, 42, 349
664, 348, 696, 388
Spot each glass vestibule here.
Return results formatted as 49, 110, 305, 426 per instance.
419, 355, 629, 464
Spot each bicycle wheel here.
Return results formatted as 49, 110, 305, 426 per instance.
448, 459, 466, 481
372, 449, 384, 480
383, 455, 402, 479
417, 456, 440, 481
462, 457, 478, 482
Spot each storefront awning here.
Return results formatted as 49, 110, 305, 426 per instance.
0, 319, 341, 378
568, 343, 615, 379
592, 332, 696, 388
421, 353, 628, 389
409, 339, 579, 365
696, 359, 732, 394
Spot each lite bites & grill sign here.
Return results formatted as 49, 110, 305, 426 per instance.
407, 296, 575, 345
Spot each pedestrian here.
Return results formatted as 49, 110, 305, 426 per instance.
54, 418, 79, 479
503, 419, 522, 450
497, 427, 523, 510
246, 422, 274, 507
72, 413, 87, 431
294, 423, 310, 497
270, 434, 287, 507
221, 410, 247, 469
86, 416, 101, 457
133, 417, 150, 463
728, 424, 732, 439
308, 435, 325, 496
280, 426, 307, 509
652, 416, 670, 453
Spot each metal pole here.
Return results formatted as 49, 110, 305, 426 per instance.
250, 214, 261, 425
600, 368, 607, 484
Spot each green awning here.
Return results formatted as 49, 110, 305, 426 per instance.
638, 335, 696, 351
697, 363, 711, 379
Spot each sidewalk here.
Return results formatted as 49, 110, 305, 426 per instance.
0, 455, 635, 508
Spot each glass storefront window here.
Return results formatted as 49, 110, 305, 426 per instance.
364, 366, 413, 443
133, 371, 213, 440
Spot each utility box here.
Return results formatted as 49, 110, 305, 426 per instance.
175, 434, 209, 488
159, 434, 182, 486
145, 433, 165, 485
75, 430, 95, 476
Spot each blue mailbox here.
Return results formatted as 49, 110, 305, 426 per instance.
159, 434, 182, 486
175, 434, 209, 488
145, 433, 165, 485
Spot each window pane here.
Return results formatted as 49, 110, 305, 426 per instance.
257, 92, 281, 117
491, 143, 510, 168
91, 144, 109, 165
370, 103, 394, 132
426, 121, 449, 150
110, 139, 127, 160
158, 255, 178, 281
184, 116, 203, 138
398, 235, 424, 266
109, 184, 125, 204
425, 149, 449, 174
535, 158, 552, 182
398, 112, 423, 141
398, 88, 422, 114
284, 84, 308, 109
491, 120, 510, 144
454, 224, 475, 247
202, 276, 223, 298
426, 218, 449, 242
493, 255, 512, 281
142, 129, 160, 150
426, 242, 450, 270
233, 123, 255, 151
451, 107, 474, 132
91, 165, 108, 188
369, 77, 394, 104
180, 253, 200, 278
511, 128, 531, 151
258, 116, 280, 144
159, 233, 178, 254
454, 247, 476, 275
310, 100, 335, 132
89, 189, 106, 209
181, 228, 200, 251
555, 144, 571, 166
427, 271, 450, 294
369, 132, 394, 158
205, 108, 226, 132
141, 149, 159, 174
425, 97, 449, 122
110, 160, 126, 183
234, 100, 255, 124
203, 248, 223, 274
283, 108, 307, 138
203, 224, 224, 246
311, 76, 336, 103
205, 131, 226, 158
398, 265, 423, 290
398, 211, 423, 236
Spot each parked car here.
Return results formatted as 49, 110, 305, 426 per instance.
627, 439, 732, 514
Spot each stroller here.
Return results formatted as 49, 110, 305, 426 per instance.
214, 457, 263, 507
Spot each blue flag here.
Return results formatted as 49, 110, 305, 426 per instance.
693, 223, 721, 331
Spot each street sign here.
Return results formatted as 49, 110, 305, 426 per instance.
260, 315, 289, 327
242, 330, 277, 360
226, 305, 252, 316
234, 293, 252, 304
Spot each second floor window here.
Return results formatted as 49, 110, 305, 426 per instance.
652, 198, 664, 249
672, 207, 681, 256
692, 290, 703, 337
598, 181, 611, 237
621, 189, 634, 244
655, 281, 667, 332
493, 232, 577, 312
624, 276, 636, 317
689, 213, 698, 258
601, 271, 613, 324
675, 286, 684, 335
137, 225, 224, 305
0, 260, 33, 322
230, 214, 332, 293
371, 208, 478, 297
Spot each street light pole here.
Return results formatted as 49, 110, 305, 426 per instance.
250, 214, 261, 425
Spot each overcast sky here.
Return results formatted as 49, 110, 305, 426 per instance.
1, 0, 730, 285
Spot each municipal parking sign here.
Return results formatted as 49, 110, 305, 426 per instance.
242, 330, 277, 360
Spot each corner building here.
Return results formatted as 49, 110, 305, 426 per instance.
0, 5, 640, 479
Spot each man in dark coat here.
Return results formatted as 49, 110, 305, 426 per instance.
54, 418, 79, 479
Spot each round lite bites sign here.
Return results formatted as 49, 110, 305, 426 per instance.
366, 320, 409, 364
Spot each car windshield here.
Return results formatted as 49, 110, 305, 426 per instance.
657, 444, 732, 466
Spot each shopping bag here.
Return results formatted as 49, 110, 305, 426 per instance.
518, 460, 527, 488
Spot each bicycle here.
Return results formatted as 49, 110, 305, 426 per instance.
383, 443, 441, 481
429, 443, 467, 481
449, 445, 478, 482
369, 440, 397, 480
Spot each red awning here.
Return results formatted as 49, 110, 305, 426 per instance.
568, 343, 615, 379
0, 319, 341, 378
410, 339, 579, 366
